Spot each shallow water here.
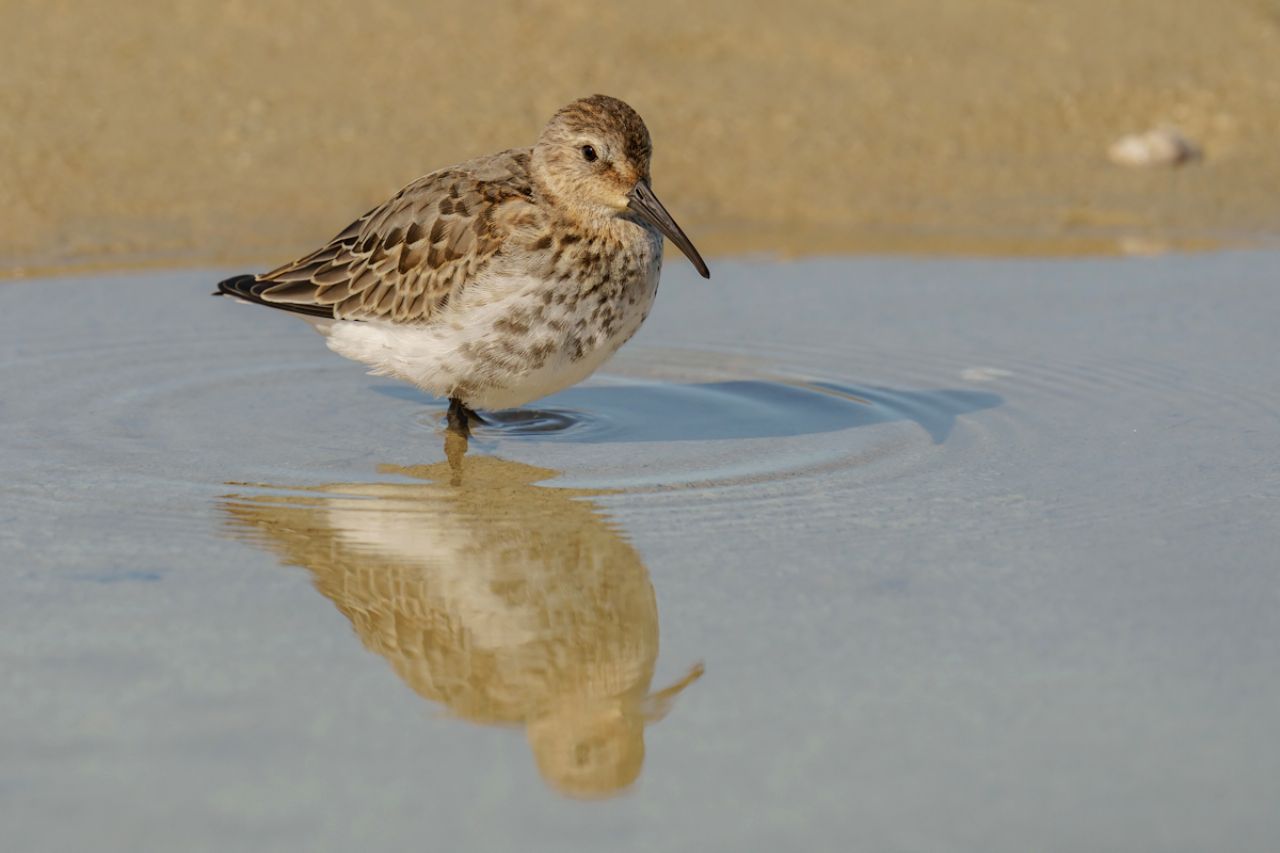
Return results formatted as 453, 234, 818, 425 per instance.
3, 254, 1279, 851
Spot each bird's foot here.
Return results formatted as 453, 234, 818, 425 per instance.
446, 397, 485, 437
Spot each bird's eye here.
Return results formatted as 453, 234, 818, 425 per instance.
581, 145, 598, 163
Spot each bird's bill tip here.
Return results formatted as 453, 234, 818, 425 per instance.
627, 182, 710, 279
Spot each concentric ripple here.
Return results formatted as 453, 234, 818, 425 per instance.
393, 367, 1004, 496
0, 284, 1003, 530
5, 268, 1275, 536
417, 378, 994, 444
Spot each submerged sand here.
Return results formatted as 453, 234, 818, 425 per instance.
4, 0, 1280, 274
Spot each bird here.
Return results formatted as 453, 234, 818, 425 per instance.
216, 94, 709, 436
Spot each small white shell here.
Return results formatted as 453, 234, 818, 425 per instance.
1108, 126, 1201, 167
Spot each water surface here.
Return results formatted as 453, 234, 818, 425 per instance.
3, 254, 1278, 851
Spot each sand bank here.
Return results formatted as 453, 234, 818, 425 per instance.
4, 1, 1280, 275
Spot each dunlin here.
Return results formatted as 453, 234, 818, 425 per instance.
217, 94, 709, 435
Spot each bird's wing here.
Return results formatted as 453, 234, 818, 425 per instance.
248, 148, 542, 322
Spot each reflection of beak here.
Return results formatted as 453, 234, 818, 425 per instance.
627, 181, 710, 279
640, 661, 705, 722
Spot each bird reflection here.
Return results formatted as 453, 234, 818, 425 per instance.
221, 433, 702, 798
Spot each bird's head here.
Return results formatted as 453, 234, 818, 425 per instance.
532, 95, 709, 278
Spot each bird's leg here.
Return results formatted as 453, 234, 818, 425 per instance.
446, 397, 472, 437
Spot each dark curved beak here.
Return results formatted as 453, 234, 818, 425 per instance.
627, 181, 710, 279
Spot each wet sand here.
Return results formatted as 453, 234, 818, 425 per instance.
5, 1, 1280, 275
3, 254, 1279, 850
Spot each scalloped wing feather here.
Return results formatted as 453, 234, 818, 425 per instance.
254, 149, 540, 322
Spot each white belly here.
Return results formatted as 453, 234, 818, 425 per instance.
322, 269, 658, 410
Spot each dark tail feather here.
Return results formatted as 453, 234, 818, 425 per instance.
214, 274, 334, 319
213, 273, 258, 299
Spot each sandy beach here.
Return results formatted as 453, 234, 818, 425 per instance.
4, 0, 1280, 275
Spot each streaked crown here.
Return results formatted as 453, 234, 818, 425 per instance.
532, 95, 654, 216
